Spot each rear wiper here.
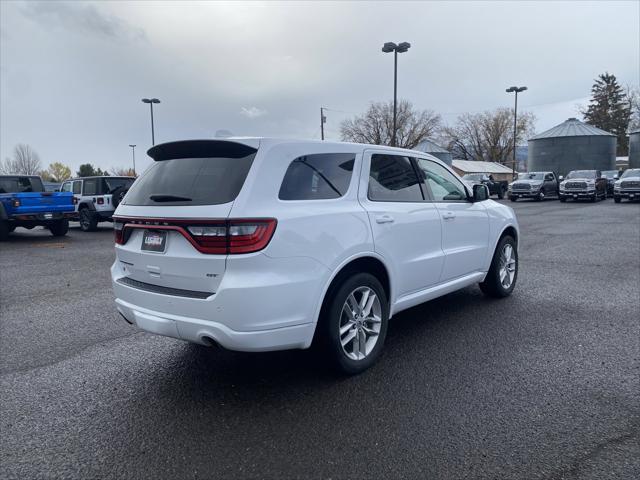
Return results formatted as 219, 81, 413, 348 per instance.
149, 194, 192, 202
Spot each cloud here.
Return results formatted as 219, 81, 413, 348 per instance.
240, 106, 267, 119
20, 1, 145, 41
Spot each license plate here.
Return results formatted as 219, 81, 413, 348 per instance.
630, 194, 635, 198
573, 194, 578, 199
141, 230, 167, 253
44, 213, 53, 219
518, 194, 522, 197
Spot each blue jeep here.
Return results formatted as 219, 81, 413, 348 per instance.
0, 175, 75, 240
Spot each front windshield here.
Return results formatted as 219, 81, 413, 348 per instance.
601, 170, 617, 178
621, 169, 640, 179
519, 172, 544, 181
566, 170, 596, 179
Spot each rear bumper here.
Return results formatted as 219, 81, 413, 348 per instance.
115, 297, 316, 351
111, 253, 329, 351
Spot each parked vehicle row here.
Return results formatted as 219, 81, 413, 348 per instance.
110, 138, 520, 374
613, 168, 640, 203
0, 175, 74, 240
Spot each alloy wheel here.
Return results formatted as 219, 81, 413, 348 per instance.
499, 244, 516, 288
339, 286, 382, 361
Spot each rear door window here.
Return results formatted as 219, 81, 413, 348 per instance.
83, 179, 98, 195
279, 153, 355, 200
368, 154, 424, 202
73, 181, 82, 194
124, 154, 256, 206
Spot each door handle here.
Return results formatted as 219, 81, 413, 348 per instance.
375, 214, 395, 224
442, 211, 456, 220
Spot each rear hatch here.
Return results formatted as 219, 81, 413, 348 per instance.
113, 140, 258, 295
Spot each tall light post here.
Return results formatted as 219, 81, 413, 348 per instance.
505, 86, 527, 178
141, 98, 161, 145
320, 107, 326, 141
382, 41, 411, 147
128, 144, 136, 175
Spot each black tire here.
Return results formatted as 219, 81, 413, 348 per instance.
111, 187, 128, 208
560, 197, 567, 202
8, 224, 15, 232
49, 219, 69, 237
534, 193, 542, 201
614, 197, 621, 203
0, 221, 9, 241
317, 272, 389, 375
79, 208, 98, 232
497, 188, 505, 200
479, 235, 518, 298
509, 196, 517, 202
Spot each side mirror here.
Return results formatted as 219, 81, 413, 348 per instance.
472, 183, 489, 202
558, 175, 564, 181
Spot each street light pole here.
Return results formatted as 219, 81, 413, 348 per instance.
320, 107, 326, 141
382, 41, 411, 147
128, 144, 136, 175
506, 86, 527, 178
141, 98, 161, 145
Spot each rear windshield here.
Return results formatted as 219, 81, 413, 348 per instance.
123, 154, 256, 206
0, 176, 44, 193
103, 177, 135, 194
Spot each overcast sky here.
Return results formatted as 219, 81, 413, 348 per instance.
1, 0, 638, 174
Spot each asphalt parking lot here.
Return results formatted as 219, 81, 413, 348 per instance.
1, 199, 639, 480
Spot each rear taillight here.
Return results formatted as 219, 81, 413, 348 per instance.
11, 199, 20, 208
97, 197, 104, 205
112, 218, 277, 254
73, 197, 78, 205
114, 221, 125, 244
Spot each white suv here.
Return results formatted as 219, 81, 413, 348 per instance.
111, 139, 519, 374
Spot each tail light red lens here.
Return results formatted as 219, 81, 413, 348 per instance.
112, 217, 277, 254
12, 199, 21, 208
97, 197, 104, 205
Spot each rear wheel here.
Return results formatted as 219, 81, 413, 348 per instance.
497, 187, 505, 200
0, 221, 9, 241
317, 272, 389, 375
49, 219, 69, 237
479, 235, 518, 298
509, 196, 517, 202
79, 208, 98, 232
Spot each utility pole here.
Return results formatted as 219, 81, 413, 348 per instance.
128, 144, 136, 175
320, 107, 326, 140
382, 42, 411, 147
506, 86, 527, 178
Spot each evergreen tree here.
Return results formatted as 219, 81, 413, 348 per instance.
583, 72, 631, 155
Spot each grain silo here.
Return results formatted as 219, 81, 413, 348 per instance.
414, 138, 453, 166
629, 129, 640, 168
527, 117, 616, 176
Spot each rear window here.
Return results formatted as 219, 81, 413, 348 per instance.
103, 177, 135, 194
279, 153, 355, 200
83, 179, 98, 195
0, 176, 44, 193
124, 154, 256, 206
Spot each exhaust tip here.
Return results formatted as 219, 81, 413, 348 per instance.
199, 335, 219, 348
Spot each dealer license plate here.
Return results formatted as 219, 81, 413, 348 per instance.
141, 230, 167, 253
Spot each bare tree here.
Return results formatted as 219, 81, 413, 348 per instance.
340, 100, 441, 149
441, 108, 536, 164
0, 144, 42, 175
110, 167, 137, 177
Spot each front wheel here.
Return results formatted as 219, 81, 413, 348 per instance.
317, 272, 389, 375
614, 196, 621, 203
49, 219, 69, 237
479, 235, 518, 298
509, 196, 517, 202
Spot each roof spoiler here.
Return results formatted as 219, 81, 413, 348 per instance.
147, 139, 258, 161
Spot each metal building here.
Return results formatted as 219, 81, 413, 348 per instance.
527, 117, 616, 176
629, 129, 640, 169
414, 138, 453, 166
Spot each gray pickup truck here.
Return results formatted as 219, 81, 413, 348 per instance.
508, 171, 559, 201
